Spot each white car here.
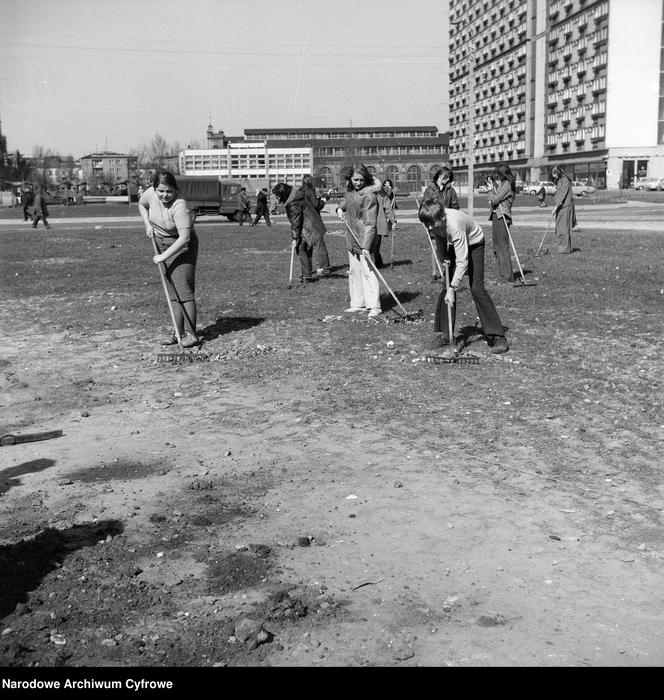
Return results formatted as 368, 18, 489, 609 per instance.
635, 177, 664, 191
526, 181, 556, 196
571, 181, 596, 197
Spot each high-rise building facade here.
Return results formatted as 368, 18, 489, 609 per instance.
449, 0, 664, 189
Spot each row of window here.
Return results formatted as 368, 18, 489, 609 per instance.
246, 130, 437, 141
545, 125, 605, 145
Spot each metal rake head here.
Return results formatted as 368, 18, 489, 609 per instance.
421, 351, 481, 365
156, 352, 210, 364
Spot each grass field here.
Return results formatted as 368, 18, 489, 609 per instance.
1, 203, 663, 666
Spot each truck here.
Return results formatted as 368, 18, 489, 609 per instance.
176, 176, 257, 220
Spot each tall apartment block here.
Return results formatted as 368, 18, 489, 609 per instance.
449, 0, 664, 189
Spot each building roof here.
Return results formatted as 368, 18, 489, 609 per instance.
245, 126, 441, 135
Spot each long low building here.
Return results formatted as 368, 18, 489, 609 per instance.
178, 123, 450, 192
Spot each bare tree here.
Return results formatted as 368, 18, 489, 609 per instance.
149, 133, 169, 168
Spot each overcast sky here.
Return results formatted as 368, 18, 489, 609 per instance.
0, 0, 449, 158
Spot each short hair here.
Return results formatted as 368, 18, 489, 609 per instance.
271, 182, 292, 203
433, 166, 454, 184
152, 170, 178, 191
383, 178, 394, 189
344, 163, 374, 191
418, 198, 446, 230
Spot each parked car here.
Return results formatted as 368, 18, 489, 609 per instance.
634, 176, 663, 191
571, 181, 596, 197
526, 181, 556, 196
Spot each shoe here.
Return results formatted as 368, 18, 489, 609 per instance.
367, 308, 382, 319
488, 335, 509, 354
180, 332, 200, 348
161, 334, 179, 346
344, 307, 365, 313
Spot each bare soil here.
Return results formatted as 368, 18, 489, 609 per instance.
1, 201, 663, 668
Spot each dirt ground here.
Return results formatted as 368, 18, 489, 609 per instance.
1, 199, 663, 669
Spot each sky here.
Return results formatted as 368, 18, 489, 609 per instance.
0, 0, 450, 159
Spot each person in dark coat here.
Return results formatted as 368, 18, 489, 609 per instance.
300, 175, 331, 275
236, 187, 251, 226
251, 188, 271, 227
421, 167, 459, 280
551, 165, 577, 254
22, 187, 34, 222
31, 186, 51, 229
273, 181, 331, 283
537, 183, 547, 207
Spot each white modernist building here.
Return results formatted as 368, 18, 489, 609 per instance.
449, 0, 664, 189
178, 140, 312, 189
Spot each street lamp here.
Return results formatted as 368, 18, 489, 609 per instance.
451, 19, 475, 217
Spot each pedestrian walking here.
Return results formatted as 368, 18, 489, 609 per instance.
251, 188, 272, 227
422, 167, 459, 280
22, 187, 34, 222
334, 163, 382, 319
31, 186, 51, 229
487, 162, 516, 283
138, 170, 200, 348
418, 198, 509, 354
551, 165, 577, 254
236, 187, 251, 226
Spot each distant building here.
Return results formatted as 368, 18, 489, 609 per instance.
448, 0, 664, 189
180, 123, 450, 192
80, 151, 138, 192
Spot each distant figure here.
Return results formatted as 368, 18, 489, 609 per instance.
22, 187, 34, 222
236, 187, 251, 226
251, 187, 271, 227
537, 183, 547, 207
31, 186, 51, 229
551, 165, 577, 254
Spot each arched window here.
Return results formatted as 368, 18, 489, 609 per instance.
407, 165, 423, 188
386, 166, 400, 185
318, 167, 333, 188
367, 165, 378, 176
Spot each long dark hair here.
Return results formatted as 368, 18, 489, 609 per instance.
344, 163, 374, 191
493, 162, 515, 193
152, 170, 179, 191
272, 182, 292, 203
433, 166, 454, 185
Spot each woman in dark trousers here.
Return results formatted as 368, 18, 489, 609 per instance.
422, 166, 459, 280
487, 162, 516, 283
31, 187, 51, 229
419, 198, 509, 354
138, 170, 200, 348
371, 178, 397, 268
551, 165, 576, 254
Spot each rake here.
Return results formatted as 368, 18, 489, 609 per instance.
151, 236, 208, 364
342, 218, 420, 321
535, 212, 555, 256
492, 191, 537, 287
419, 223, 480, 365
